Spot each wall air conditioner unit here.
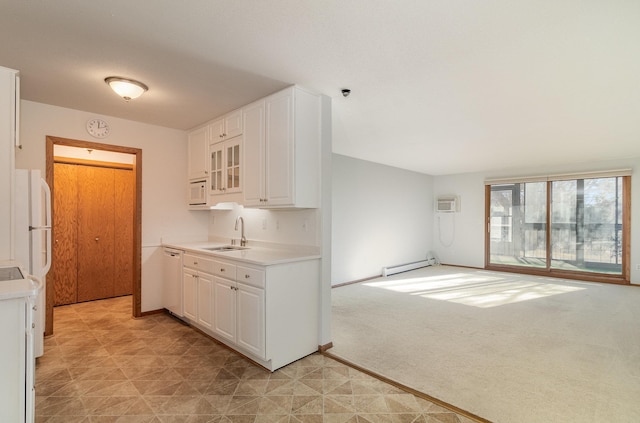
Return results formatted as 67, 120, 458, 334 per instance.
436, 195, 459, 213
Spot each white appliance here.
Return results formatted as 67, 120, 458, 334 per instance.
188, 179, 207, 205
163, 247, 184, 316
14, 169, 52, 358
436, 195, 459, 213
0, 260, 42, 423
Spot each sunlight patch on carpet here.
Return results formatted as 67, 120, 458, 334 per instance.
363, 272, 586, 308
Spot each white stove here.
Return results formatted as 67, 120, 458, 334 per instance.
0, 260, 41, 300
0, 264, 25, 280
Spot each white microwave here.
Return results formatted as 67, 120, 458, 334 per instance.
188, 180, 207, 205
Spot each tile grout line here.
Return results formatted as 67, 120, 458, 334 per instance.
38, 296, 476, 422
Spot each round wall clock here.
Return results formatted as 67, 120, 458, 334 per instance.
86, 118, 110, 138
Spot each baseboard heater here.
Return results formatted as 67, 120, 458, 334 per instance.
382, 259, 432, 277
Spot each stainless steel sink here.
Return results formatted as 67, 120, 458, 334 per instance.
202, 245, 247, 252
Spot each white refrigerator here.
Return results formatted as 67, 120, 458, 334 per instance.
14, 169, 52, 358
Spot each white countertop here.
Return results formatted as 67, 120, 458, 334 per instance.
0, 260, 42, 300
162, 241, 321, 266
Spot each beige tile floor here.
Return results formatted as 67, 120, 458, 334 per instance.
36, 296, 476, 423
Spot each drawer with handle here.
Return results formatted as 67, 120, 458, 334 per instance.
213, 260, 237, 279
237, 266, 265, 289
183, 253, 215, 273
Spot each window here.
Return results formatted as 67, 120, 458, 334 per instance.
485, 172, 630, 283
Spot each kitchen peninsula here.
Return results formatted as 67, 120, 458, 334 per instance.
163, 240, 320, 371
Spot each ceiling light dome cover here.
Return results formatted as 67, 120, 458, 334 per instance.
105, 76, 148, 100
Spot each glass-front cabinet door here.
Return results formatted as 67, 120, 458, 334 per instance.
225, 139, 241, 194
209, 137, 242, 197
209, 142, 224, 196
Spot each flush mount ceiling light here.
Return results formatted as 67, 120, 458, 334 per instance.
104, 76, 148, 101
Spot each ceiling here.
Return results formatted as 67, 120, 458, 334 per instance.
1, 1, 639, 176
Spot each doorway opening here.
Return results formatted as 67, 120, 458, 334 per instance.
45, 136, 142, 335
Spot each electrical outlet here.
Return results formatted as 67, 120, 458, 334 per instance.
302, 219, 308, 232
636, 264, 640, 271
262, 218, 267, 230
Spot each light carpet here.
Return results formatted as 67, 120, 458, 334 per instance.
329, 265, 640, 423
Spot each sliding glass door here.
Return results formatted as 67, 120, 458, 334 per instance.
489, 182, 547, 269
550, 178, 623, 274
487, 174, 629, 282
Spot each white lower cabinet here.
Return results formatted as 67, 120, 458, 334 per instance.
213, 275, 236, 342
182, 254, 215, 330
183, 269, 197, 321
0, 294, 36, 423
196, 273, 213, 330
180, 251, 319, 371
213, 264, 266, 360
236, 281, 265, 359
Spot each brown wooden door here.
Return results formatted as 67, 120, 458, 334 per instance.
77, 166, 116, 302
113, 168, 134, 296
52, 162, 135, 305
52, 163, 78, 306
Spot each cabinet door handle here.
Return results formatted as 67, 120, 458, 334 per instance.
220, 268, 225, 272
244, 274, 250, 279
95, 237, 100, 242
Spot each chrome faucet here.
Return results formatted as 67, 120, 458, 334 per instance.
234, 216, 246, 246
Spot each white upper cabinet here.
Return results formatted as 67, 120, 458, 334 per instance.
187, 125, 209, 181
264, 89, 294, 206
210, 109, 243, 142
243, 86, 321, 208
242, 100, 266, 206
189, 109, 245, 207
187, 86, 322, 209
0, 66, 19, 260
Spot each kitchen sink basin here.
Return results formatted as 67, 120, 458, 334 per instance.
202, 245, 247, 252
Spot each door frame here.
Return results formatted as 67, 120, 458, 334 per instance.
45, 136, 143, 335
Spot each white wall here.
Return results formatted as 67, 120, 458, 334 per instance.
432, 172, 486, 267
207, 205, 321, 248
331, 154, 434, 285
433, 158, 640, 284
16, 100, 209, 311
